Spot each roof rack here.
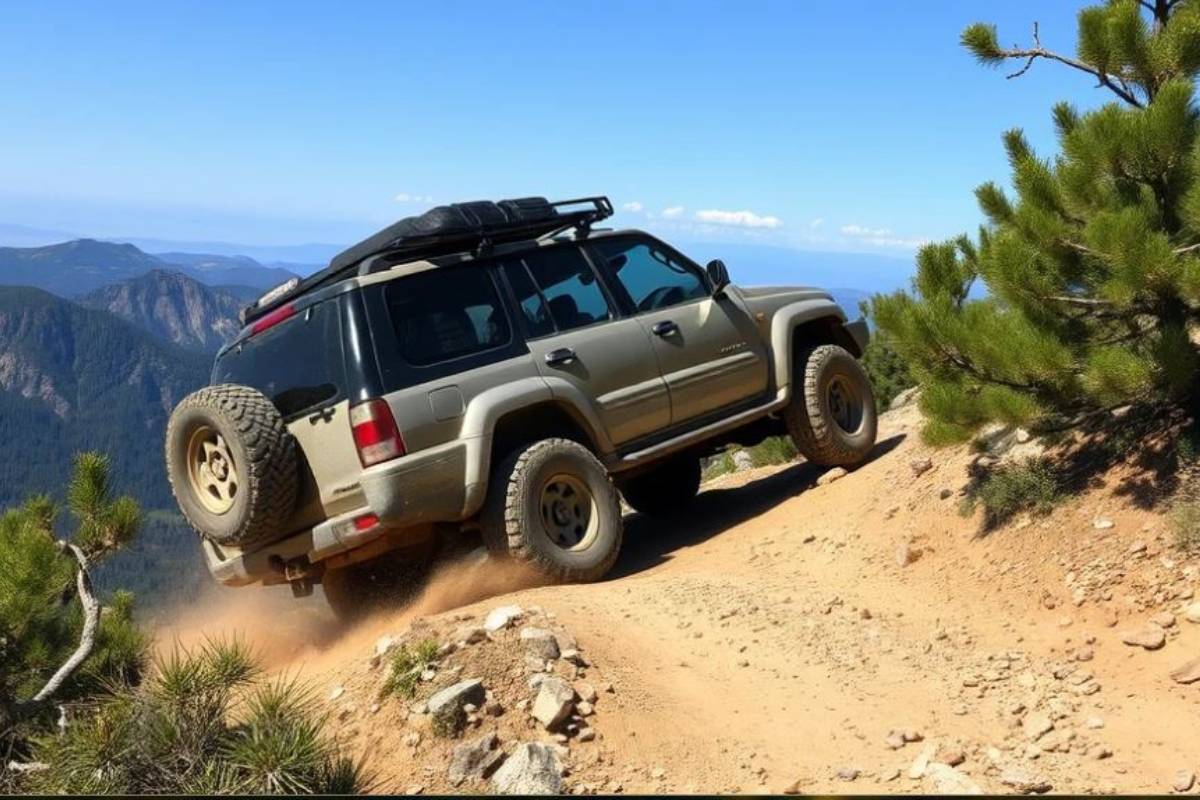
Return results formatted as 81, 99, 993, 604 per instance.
242, 195, 613, 324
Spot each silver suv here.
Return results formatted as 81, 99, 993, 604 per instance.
165, 196, 876, 618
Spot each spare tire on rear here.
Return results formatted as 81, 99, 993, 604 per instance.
165, 384, 299, 549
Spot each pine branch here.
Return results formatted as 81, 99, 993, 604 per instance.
27, 543, 100, 704
998, 22, 1145, 108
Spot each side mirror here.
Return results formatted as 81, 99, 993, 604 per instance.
706, 259, 730, 296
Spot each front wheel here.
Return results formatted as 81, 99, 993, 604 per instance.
618, 456, 701, 516
784, 344, 878, 467
481, 438, 623, 583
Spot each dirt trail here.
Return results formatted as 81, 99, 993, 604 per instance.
157, 402, 1200, 794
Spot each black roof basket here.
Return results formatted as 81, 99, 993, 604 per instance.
242, 195, 613, 324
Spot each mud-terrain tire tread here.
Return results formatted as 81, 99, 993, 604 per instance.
481, 438, 622, 583
619, 456, 702, 517
784, 344, 878, 468
165, 384, 298, 549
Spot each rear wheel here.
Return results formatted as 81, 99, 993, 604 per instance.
784, 344, 878, 467
322, 550, 433, 622
165, 384, 298, 549
481, 438, 623, 583
619, 456, 702, 516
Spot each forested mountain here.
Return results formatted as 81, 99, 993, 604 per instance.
0, 286, 210, 506
0, 239, 297, 297
80, 269, 243, 351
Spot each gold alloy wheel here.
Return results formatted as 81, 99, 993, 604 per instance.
538, 472, 599, 551
186, 425, 239, 515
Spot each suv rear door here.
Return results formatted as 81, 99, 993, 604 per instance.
499, 244, 670, 446
588, 234, 769, 426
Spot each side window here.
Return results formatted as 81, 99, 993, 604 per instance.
592, 238, 709, 313
384, 267, 511, 366
520, 246, 613, 333
502, 261, 556, 338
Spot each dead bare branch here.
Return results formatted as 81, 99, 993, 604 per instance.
29, 543, 99, 704
999, 22, 1144, 108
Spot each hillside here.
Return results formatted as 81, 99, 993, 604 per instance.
0, 239, 297, 297
163, 398, 1200, 795
80, 269, 243, 351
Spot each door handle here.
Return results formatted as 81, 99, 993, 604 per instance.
544, 347, 577, 366
652, 320, 679, 337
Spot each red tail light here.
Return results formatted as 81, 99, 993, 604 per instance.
249, 303, 296, 336
350, 399, 405, 467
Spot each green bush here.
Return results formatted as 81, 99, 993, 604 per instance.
859, 330, 914, 410
1171, 501, 1200, 552
30, 639, 367, 795
378, 639, 440, 701
961, 458, 1062, 527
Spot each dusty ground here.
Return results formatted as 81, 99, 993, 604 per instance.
159, 401, 1200, 795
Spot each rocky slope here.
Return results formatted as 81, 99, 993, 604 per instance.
161, 397, 1200, 795
81, 269, 244, 351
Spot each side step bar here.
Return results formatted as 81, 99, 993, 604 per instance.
613, 396, 789, 471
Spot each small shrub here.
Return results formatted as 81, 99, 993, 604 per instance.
378, 639, 439, 701
1171, 501, 1200, 553
30, 639, 368, 795
962, 458, 1062, 527
749, 436, 797, 467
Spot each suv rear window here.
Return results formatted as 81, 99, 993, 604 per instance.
212, 299, 345, 417
384, 267, 511, 365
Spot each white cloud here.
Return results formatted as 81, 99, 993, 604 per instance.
661, 205, 685, 219
394, 192, 434, 203
809, 218, 825, 229
839, 222, 928, 249
694, 209, 783, 229
621, 200, 644, 213
841, 223, 892, 237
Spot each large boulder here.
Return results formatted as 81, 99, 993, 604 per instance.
491, 743, 564, 795
531, 676, 575, 730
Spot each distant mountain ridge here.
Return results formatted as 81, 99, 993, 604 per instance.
81, 270, 244, 351
0, 238, 299, 297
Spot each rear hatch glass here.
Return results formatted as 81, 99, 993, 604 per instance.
212, 299, 346, 418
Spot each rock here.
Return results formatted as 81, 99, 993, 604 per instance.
1085, 716, 1105, 729
427, 679, 486, 734
1151, 611, 1176, 629
578, 727, 595, 742
575, 681, 598, 704
890, 386, 920, 410
1092, 517, 1115, 530
925, 763, 982, 795
1121, 625, 1167, 650
531, 676, 575, 730
576, 701, 594, 716
885, 731, 906, 750
1023, 713, 1053, 742
455, 626, 488, 645
903, 728, 924, 743
732, 450, 754, 471
1130, 540, 1147, 554
520, 627, 561, 660
448, 733, 504, 785
1174, 770, 1196, 793
936, 746, 966, 767
1000, 766, 1051, 794
781, 779, 804, 795
560, 648, 588, 666
908, 741, 937, 779
328, 686, 345, 701
939, 488, 954, 500
910, 457, 933, 477
817, 467, 848, 486
491, 742, 564, 795
1170, 656, 1200, 684
835, 767, 860, 782
484, 605, 523, 632
375, 635, 397, 657
896, 542, 921, 568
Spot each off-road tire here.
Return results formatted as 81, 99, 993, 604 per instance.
784, 344, 878, 467
165, 384, 298, 549
619, 456, 702, 516
322, 551, 432, 622
481, 438, 623, 583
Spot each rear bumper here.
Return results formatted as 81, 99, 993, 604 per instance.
203, 439, 471, 586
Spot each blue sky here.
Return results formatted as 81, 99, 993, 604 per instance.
0, 1, 1105, 262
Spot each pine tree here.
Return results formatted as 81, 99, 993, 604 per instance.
873, 0, 1200, 444
1, 453, 146, 779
